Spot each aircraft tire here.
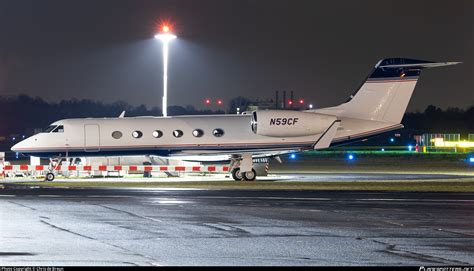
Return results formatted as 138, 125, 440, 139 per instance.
231, 168, 243, 181
243, 169, 257, 181
45, 172, 55, 182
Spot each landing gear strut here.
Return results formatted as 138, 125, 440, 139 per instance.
44, 157, 62, 182
229, 154, 256, 181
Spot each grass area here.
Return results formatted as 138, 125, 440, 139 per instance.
271, 167, 474, 175
304, 150, 472, 159
272, 152, 474, 174
11, 178, 474, 192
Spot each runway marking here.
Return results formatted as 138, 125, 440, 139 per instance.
117, 187, 204, 191
0, 195, 16, 197
38, 195, 62, 198
152, 199, 190, 204
193, 196, 474, 203
361, 198, 474, 202
86, 195, 134, 198
384, 220, 405, 227
195, 196, 331, 201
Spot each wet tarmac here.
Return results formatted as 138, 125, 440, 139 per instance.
1, 172, 472, 183
1, 184, 474, 266
277, 172, 472, 181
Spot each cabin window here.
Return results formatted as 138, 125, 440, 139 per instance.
112, 131, 123, 139
43, 125, 57, 133
213, 128, 224, 137
152, 130, 163, 138
173, 130, 183, 138
192, 129, 204, 137
132, 131, 143, 138
52, 125, 64, 133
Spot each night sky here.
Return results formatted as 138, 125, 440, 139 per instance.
0, 0, 472, 111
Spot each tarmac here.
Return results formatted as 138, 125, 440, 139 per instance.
1, 176, 474, 266
1, 172, 472, 183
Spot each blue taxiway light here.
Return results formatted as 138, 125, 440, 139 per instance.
390, 138, 395, 143
290, 154, 296, 159
408, 145, 413, 151
469, 157, 474, 163
348, 154, 354, 160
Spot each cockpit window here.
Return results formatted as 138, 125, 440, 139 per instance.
43, 125, 57, 133
52, 125, 64, 133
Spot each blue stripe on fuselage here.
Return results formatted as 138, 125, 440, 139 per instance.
18, 143, 311, 158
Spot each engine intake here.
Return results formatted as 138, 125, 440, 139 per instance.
251, 110, 336, 137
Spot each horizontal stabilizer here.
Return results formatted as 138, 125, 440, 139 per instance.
313, 120, 341, 150
379, 61, 462, 69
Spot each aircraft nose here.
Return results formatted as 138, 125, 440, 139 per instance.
11, 141, 22, 152
11, 137, 30, 152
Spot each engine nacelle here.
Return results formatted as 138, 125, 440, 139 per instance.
251, 110, 336, 137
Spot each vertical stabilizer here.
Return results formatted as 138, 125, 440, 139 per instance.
320, 58, 461, 123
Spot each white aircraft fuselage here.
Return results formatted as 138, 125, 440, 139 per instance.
11, 58, 460, 166
10, 114, 399, 160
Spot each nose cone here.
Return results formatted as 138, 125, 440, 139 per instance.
11, 137, 31, 153
11, 141, 23, 152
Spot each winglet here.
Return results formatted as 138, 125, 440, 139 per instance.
313, 120, 340, 150
118, 111, 126, 118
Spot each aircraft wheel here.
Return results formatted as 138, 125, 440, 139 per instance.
231, 168, 243, 181
45, 172, 55, 182
243, 169, 257, 181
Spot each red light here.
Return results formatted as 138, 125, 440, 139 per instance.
299, 99, 304, 104
288, 99, 293, 105
157, 20, 173, 33
205, 98, 211, 105
217, 99, 223, 105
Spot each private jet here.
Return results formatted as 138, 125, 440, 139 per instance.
11, 58, 460, 181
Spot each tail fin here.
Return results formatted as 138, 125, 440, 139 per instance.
327, 58, 460, 123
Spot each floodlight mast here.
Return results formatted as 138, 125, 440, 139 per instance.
154, 25, 176, 117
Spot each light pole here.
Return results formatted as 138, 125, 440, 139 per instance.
154, 25, 176, 117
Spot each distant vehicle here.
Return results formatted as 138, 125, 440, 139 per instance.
12, 58, 460, 181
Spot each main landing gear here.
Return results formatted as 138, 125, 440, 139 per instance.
231, 167, 257, 181
229, 154, 257, 181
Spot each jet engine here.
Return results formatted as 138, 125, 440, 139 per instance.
251, 110, 337, 137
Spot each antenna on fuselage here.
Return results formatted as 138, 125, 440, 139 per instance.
118, 111, 126, 118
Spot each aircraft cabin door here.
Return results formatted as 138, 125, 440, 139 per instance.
84, 124, 100, 152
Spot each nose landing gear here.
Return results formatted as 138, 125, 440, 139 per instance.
43, 157, 62, 181
45, 172, 55, 181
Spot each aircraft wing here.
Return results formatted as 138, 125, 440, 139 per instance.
168, 120, 341, 161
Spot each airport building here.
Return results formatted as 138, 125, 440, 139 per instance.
242, 90, 311, 112
416, 133, 474, 152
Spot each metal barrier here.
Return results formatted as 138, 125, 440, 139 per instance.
2, 164, 230, 175
0, 164, 230, 180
